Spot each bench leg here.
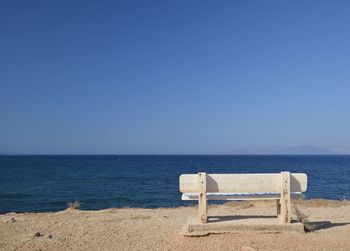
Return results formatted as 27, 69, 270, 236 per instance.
276, 199, 281, 217
198, 172, 207, 223
280, 172, 291, 223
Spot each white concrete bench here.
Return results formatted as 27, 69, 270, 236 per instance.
179, 172, 307, 224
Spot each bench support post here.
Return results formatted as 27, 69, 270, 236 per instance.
280, 172, 291, 223
198, 172, 207, 223
276, 199, 281, 217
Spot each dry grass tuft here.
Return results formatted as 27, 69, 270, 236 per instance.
293, 205, 315, 232
130, 215, 151, 220
67, 201, 81, 210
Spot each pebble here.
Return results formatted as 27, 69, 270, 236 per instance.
34, 232, 43, 237
241, 246, 256, 251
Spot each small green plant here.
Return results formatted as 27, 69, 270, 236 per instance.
67, 201, 81, 210
293, 205, 314, 232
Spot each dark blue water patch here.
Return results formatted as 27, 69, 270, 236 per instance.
0, 155, 350, 213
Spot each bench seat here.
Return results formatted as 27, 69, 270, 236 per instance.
182, 192, 303, 201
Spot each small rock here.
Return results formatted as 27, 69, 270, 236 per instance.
10, 218, 16, 223
48, 234, 53, 239
34, 232, 43, 237
242, 246, 256, 251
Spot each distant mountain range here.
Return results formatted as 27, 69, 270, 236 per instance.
232, 145, 350, 155
0, 151, 18, 155
1, 145, 350, 155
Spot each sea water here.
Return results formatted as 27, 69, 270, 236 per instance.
1, 155, 349, 212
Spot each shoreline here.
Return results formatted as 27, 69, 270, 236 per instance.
1, 199, 350, 250
1, 198, 349, 214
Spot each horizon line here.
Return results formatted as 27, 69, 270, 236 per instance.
1, 153, 350, 156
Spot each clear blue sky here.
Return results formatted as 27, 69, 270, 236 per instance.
1, 1, 350, 154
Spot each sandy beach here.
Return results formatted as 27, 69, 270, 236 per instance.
1, 199, 350, 251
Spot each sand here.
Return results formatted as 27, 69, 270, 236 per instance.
1, 199, 350, 251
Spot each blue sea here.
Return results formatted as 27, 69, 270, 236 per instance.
1, 155, 349, 213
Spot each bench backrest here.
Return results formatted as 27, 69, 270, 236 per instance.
179, 173, 307, 194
